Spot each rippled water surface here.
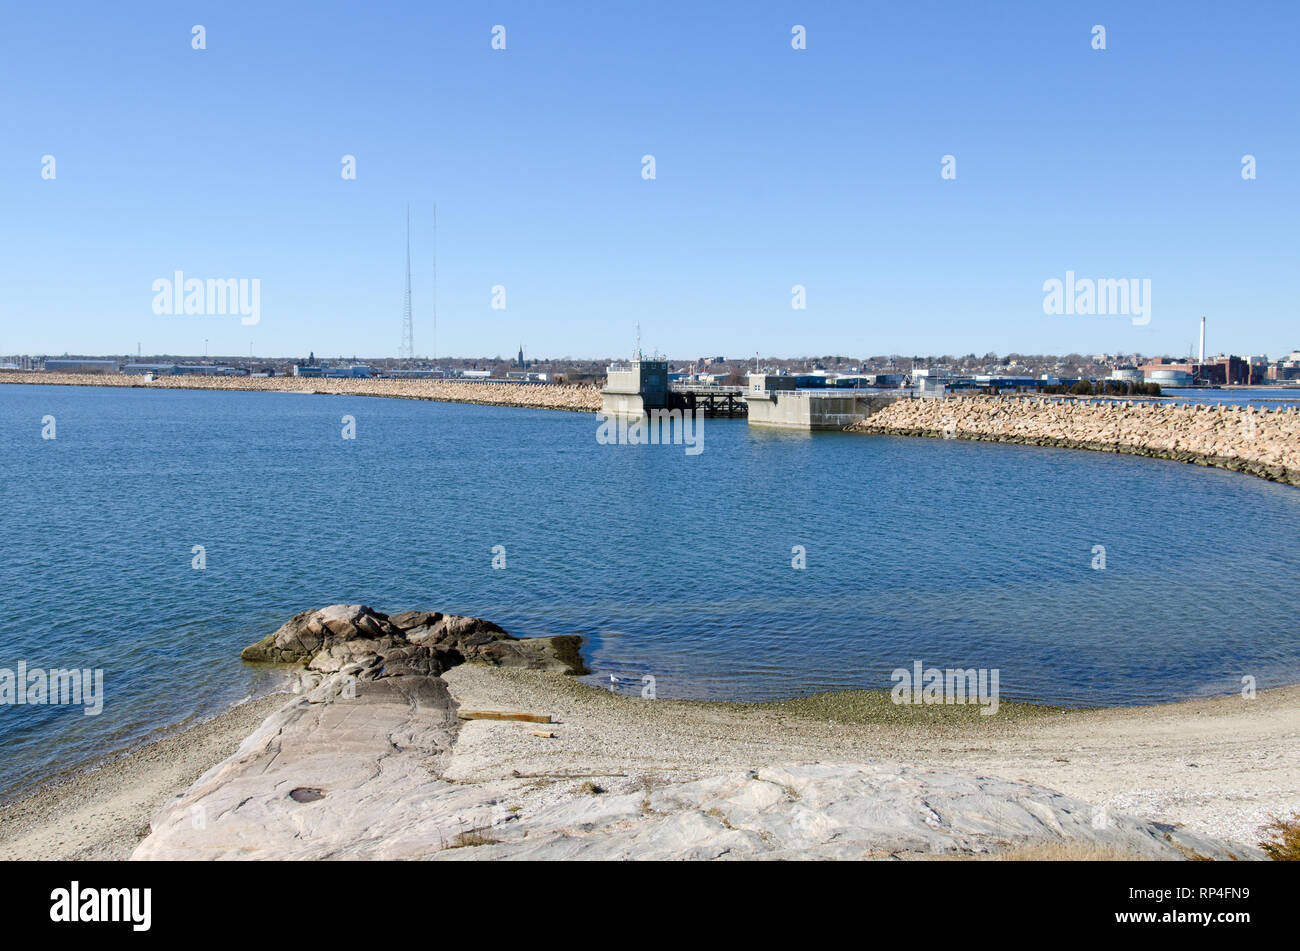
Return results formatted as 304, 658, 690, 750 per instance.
1163, 387, 1300, 408
2, 384, 1298, 800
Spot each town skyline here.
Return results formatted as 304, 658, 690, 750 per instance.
6, 339, 1297, 365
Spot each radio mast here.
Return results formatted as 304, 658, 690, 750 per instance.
400, 205, 414, 360
436, 203, 441, 368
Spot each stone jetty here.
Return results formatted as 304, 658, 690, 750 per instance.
131, 604, 1257, 861
0, 371, 603, 413
850, 395, 1300, 486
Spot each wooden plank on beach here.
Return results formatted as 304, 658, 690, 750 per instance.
531, 730, 556, 738
457, 709, 552, 724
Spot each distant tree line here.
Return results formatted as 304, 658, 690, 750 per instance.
1038, 380, 1162, 397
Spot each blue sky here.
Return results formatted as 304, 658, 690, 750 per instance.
2, 1, 1296, 360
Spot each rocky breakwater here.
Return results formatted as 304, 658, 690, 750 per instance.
850, 395, 1300, 486
133, 604, 1256, 860
0, 371, 603, 412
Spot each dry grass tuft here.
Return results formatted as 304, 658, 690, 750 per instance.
448, 828, 499, 848
991, 841, 1152, 862
1259, 812, 1300, 861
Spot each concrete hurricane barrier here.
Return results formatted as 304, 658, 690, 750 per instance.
847, 395, 1300, 487
0, 371, 603, 413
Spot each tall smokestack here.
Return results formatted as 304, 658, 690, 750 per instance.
1199, 316, 1206, 366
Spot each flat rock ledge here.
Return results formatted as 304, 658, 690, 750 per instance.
430, 764, 1252, 861
133, 605, 1257, 861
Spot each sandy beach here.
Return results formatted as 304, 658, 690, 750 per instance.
3, 668, 1295, 859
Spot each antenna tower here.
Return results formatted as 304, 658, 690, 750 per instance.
436, 203, 441, 368
400, 205, 414, 360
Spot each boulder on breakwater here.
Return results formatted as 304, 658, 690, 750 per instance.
849, 395, 1300, 486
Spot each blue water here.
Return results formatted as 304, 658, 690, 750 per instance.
1163, 387, 1300, 408
2, 384, 1299, 801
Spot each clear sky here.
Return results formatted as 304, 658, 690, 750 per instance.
2, 1, 1296, 360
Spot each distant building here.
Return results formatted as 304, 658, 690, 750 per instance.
174, 365, 238, 376
1216, 355, 1255, 386
1140, 361, 1193, 385
44, 359, 119, 374
1147, 368, 1194, 387
605, 360, 668, 401
747, 373, 797, 395
1267, 364, 1300, 382
829, 374, 871, 388
601, 359, 669, 416
973, 374, 1040, 389
913, 368, 959, 395
792, 374, 828, 389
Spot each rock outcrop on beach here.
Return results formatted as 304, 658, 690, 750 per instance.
132, 605, 1262, 861
850, 395, 1300, 486
239, 603, 587, 677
